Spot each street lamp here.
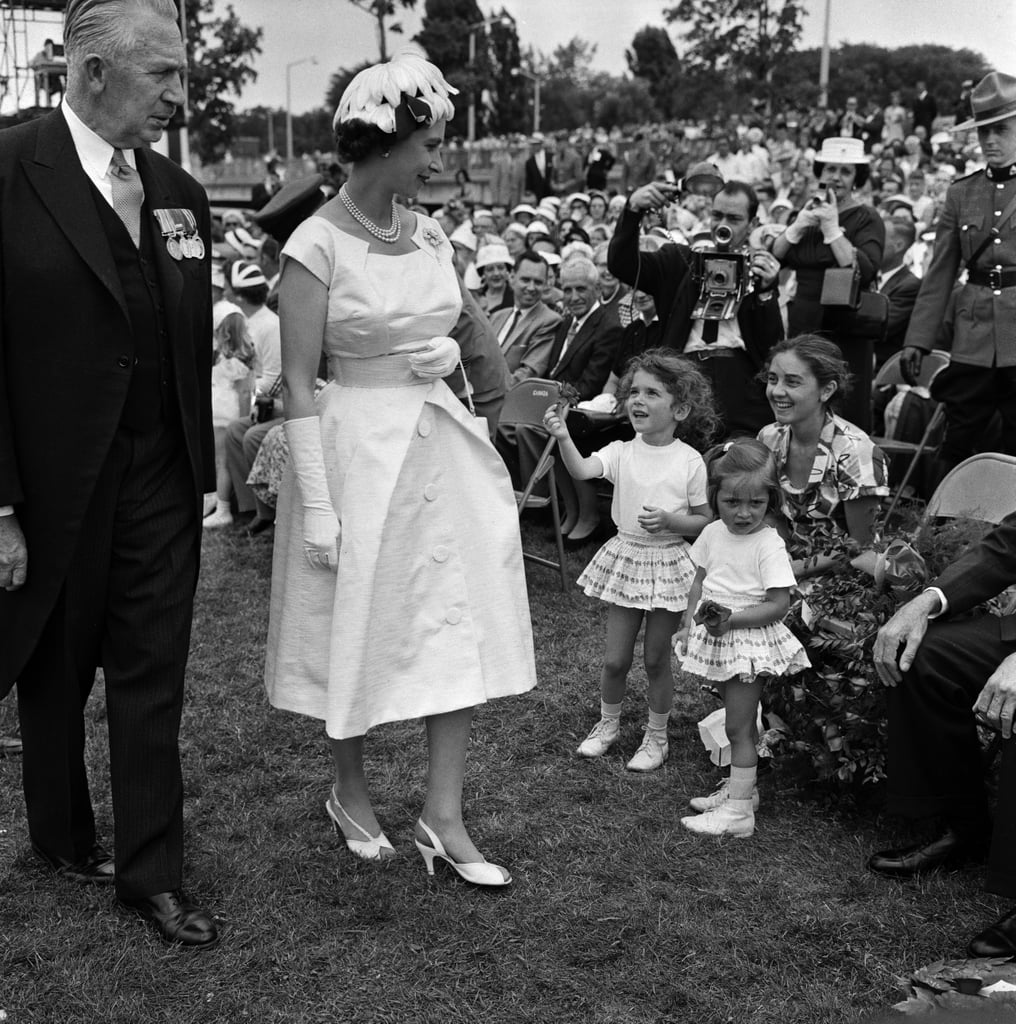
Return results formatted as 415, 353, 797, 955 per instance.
466, 15, 514, 143
511, 67, 541, 134
286, 56, 317, 162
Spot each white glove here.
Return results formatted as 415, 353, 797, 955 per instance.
284, 416, 339, 572
408, 335, 460, 380
783, 211, 814, 244
817, 201, 842, 242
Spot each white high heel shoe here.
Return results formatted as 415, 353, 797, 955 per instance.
326, 787, 396, 861
414, 819, 511, 887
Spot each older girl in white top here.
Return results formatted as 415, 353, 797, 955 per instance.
543, 349, 718, 772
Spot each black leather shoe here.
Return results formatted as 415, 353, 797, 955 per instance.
867, 829, 987, 878
121, 890, 219, 948
968, 906, 1016, 959
33, 842, 115, 885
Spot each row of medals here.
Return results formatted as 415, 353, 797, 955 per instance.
155, 208, 205, 261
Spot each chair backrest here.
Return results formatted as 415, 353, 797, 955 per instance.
924, 453, 1016, 525
873, 349, 950, 391
499, 378, 564, 429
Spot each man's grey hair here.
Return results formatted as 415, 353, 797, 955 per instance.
64, 0, 178, 63
559, 254, 599, 287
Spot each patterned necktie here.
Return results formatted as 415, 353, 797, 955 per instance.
109, 148, 144, 248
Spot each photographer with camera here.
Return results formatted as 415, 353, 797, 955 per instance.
769, 137, 885, 431
607, 180, 783, 438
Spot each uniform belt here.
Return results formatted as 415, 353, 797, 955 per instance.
968, 267, 1016, 291
685, 347, 739, 360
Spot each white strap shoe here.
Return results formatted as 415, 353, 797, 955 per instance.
326, 788, 396, 861
415, 819, 511, 887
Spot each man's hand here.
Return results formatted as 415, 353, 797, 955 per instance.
900, 346, 924, 386
627, 182, 678, 215
974, 653, 1016, 739
0, 514, 27, 591
872, 590, 940, 685
749, 248, 781, 290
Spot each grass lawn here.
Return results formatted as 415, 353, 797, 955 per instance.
0, 518, 1007, 1024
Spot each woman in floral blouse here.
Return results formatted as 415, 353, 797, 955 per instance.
758, 335, 889, 579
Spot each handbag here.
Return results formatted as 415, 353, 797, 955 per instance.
819, 264, 861, 307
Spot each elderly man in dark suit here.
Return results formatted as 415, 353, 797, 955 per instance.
490, 250, 563, 386
0, 0, 217, 946
876, 217, 921, 370
901, 72, 1016, 471
870, 516, 1016, 958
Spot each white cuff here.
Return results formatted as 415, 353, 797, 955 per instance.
0, 505, 14, 517
923, 586, 948, 618
822, 227, 844, 244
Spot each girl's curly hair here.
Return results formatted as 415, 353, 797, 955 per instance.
615, 348, 721, 452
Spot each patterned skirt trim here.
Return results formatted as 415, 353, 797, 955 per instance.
680, 620, 810, 683
578, 532, 695, 611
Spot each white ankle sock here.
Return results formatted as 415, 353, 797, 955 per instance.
729, 764, 757, 801
216, 498, 230, 515
600, 700, 622, 723
647, 709, 669, 734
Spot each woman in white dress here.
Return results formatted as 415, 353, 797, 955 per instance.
265, 52, 537, 886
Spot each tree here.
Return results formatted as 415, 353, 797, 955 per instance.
626, 25, 679, 116
183, 0, 263, 164
414, 0, 486, 139
342, 1, 418, 61
664, 0, 805, 113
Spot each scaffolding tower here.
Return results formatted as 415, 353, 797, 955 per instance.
0, 1, 66, 117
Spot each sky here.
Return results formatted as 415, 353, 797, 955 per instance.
7, 0, 1015, 116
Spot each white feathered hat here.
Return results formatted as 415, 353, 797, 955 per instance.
334, 49, 458, 136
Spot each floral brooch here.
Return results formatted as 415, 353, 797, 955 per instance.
421, 225, 443, 248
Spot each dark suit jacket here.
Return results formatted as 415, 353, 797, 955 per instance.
490, 301, 563, 385
0, 109, 214, 693
935, 513, 1016, 641
877, 265, 921, 368
544, 304, 623, 401
912, 92, 938, 133
607, 206, 784, 370
524, 152, 554, 200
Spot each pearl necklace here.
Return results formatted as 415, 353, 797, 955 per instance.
340, 185, 401, 244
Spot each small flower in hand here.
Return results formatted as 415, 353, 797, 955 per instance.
695, 599, 732, 637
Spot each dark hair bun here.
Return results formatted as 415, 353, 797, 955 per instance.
335, 118, 392, 164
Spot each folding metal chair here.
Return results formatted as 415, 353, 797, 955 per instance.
922, 452, 1016, 527
871, 350, 950, 523
499, 379, 568, 590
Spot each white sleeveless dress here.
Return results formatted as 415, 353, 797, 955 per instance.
264, 214, 537, 739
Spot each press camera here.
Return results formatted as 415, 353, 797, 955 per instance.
689, 224, 752, 321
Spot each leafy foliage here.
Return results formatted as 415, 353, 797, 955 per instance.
766, 514, 994, 791
664, 0, 805, 112
342, 0, 418, 61
183, 0, 263, 165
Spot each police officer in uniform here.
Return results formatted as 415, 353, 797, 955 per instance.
901, 72, 1016, 471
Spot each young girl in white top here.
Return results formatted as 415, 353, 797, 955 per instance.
676, 438, 809, 837
543, 349, 719, 771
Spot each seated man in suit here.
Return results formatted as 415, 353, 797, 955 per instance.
876, 217, 921, 370
497, 255, 623, 543
608, 180, 783, 438
870, 518, 1016, 958
490, 250, 563, 387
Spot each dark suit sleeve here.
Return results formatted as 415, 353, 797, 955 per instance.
0, 221, 23, 505
936, 513, 1016, 615
738, 292, 785, 370
607, 207, 691, 305
884, 274, 921, 347
571, 317, 623, 401
848, 206, 885, 286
